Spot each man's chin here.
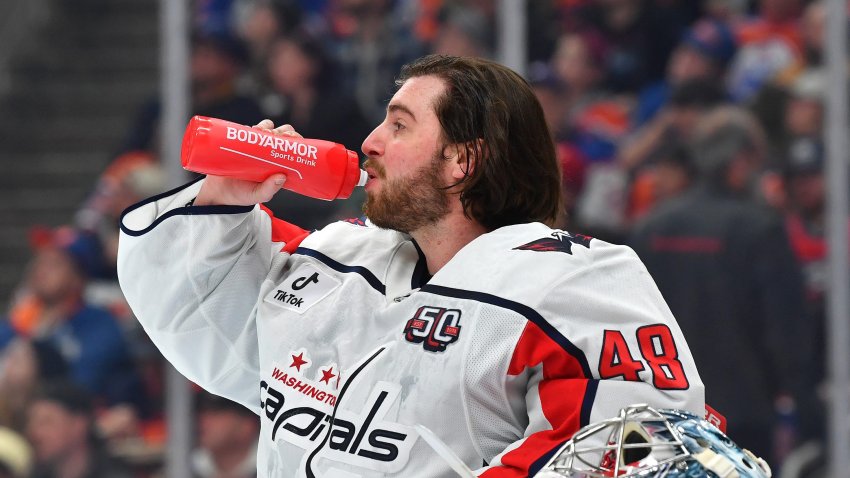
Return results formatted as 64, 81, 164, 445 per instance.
363, 199, 404, 232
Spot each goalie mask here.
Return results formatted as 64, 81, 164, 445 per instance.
535, 404, 771, 478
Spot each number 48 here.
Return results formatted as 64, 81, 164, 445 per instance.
598, 324, 689, 390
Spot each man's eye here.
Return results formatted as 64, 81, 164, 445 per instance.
393, 121, 405, 132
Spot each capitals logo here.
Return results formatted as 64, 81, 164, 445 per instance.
260, 350, 418, 473
513, 230, 592, 255
403, 306, 461, 353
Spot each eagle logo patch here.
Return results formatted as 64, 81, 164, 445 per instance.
513, 231, 592, 255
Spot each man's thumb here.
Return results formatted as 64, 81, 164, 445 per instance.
256, 174, 287, 202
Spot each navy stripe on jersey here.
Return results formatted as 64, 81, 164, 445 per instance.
119, 176, 254, 237
294, 247, 387, 295
419, 284, 593, 378
581, 379, 599, 427
410, 240, 432, 289
500, 379, 598, 477
529, 439, 568, 477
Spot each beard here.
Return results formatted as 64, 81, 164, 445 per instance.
362, 153, 452, 233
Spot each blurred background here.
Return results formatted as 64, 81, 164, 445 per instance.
0, 0, 848, 477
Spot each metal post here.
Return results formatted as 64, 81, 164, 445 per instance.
161, 0, 191, 184
160, 0, 193, 477
496, 0, 527, 77
824, 0, 850, 476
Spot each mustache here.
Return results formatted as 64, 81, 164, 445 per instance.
362, 159, 386, 178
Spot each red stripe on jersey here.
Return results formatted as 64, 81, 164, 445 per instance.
482, 322, 589, 477
259, 205, 309, 253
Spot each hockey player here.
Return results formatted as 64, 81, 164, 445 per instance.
118, 55, 704, 477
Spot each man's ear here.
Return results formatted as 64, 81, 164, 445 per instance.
444, 140, 482, 181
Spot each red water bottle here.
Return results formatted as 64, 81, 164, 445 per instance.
181, 116, 367, 200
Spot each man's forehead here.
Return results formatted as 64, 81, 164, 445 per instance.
389, 75, 447, 119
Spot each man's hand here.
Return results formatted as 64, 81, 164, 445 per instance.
193, 120, 303, 206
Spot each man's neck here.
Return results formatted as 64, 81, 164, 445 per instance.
410, 213, 488, 276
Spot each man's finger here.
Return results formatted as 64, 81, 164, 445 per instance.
254, 174, 287, 203
254, 119, 275, 130
273, 124, 303, 138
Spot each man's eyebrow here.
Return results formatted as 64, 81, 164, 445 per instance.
388, 103, 417, 121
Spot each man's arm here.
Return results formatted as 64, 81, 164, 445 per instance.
118, 180, 308, 412
117, 120, 309, 412
117, 121, 312, 413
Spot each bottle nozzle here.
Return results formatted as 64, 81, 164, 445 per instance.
357, 169, 368, 187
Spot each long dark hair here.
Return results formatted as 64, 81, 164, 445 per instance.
397, 55, 563, 231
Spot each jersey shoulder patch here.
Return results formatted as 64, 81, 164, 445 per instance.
513, 231, 593, 255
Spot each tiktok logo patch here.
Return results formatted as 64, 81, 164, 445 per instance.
265, 263, 340, 314
403, 306, 462, 353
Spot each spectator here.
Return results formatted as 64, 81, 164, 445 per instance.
233, 0, 305, 114
74, 152, 167, 335
528, 62, 569, 140
0, 227, 146, 414
751, 67, 824, 209
430, 5, 493, 58
120, 31, 263, 155
191, 391, 259, 478
551, 29, 608, 127
615, 79, 724, 232
267, 30, 367, 151
727, 0, 804, 102
550, 30, 630, 164
71, 154, 169, 452
568, 101, 632, 240
783, 69, 824, 143
235, 0, 303, 62
648, 142, 696, 205
0, 427, 32, 478
773, 138, 844, 474
75, 151, 167, 282
627, 140, 696, 222
782, 138, 832, 442
528, 62, 587, 227
580, 0, 689, 92
325, 0, 424, 123
800, 0, 825, 67
0, 338, 67, 433
621, 78, 727, 171
633, 18, 737, 126
27, 382, 132, 478
263, 30, 368, 229
630, 106, 810, 466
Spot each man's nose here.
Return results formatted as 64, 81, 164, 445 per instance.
361, 124, 384, 158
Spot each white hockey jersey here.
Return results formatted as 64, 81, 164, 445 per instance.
118, 178, 704, 478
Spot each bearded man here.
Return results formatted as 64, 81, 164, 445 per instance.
118, 55, 703, 477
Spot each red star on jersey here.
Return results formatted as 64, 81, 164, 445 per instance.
320, 367, 336, 384
290, 353, 308, 371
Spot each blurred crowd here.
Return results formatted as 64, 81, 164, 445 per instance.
0, 0, 846, 477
